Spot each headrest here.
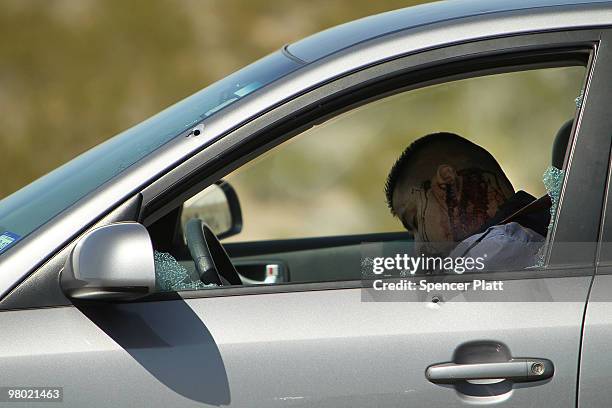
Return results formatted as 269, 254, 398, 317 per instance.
552, 119, 573, 169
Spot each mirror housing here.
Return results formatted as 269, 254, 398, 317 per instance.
181, 180, 242, 240
61, 222, 156, 301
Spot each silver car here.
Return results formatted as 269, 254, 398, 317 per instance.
1, 0, 612, 406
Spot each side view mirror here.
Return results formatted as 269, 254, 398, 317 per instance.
181, 180, 242, 240
61, 222, 156, 301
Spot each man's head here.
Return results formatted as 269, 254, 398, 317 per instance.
385, 132, 514, 256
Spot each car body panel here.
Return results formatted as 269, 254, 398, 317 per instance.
577, 112, 612, 407
578, 275, 612, 407
0, 281, 590, 407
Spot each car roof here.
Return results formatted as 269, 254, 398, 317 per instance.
287, 0, 612, 62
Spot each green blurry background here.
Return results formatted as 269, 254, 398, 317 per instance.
0, 1, 584, 241
0, 0, 422, 198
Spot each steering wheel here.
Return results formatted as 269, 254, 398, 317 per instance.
184, 218, 242, 286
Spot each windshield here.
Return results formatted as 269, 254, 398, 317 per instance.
0, 51, 303, 255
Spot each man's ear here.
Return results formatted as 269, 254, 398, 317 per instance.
435, 164, 458, 186
431, 164, 461, 207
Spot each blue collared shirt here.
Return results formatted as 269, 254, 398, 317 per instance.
450, 222, 545, 272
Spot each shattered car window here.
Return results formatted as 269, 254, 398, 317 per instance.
154, 251, 217, 292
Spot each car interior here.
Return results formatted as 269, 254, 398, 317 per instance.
145, 113, 576, 292
145, 63, 584, 293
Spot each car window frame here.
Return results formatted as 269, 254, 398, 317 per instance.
594, 29, 612, 270
139, 30, 607, 288
206, 62, 587, 244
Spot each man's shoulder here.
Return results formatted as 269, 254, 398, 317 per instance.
457, 221, 543, 246
450, 222, 545, 270
478, 222, 544, 243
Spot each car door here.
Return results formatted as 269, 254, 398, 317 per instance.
576, 32, 612, 404
1, 30, 611, 408
171, 35, 605, 408
579, 164, 612, 407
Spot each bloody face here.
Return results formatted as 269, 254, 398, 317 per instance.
392, 166, 509, 257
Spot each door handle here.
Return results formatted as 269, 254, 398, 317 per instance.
426, 358, 554, 384
234, 262, 288, 284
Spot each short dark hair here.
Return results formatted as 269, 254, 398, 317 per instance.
384, 132, 507, 215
